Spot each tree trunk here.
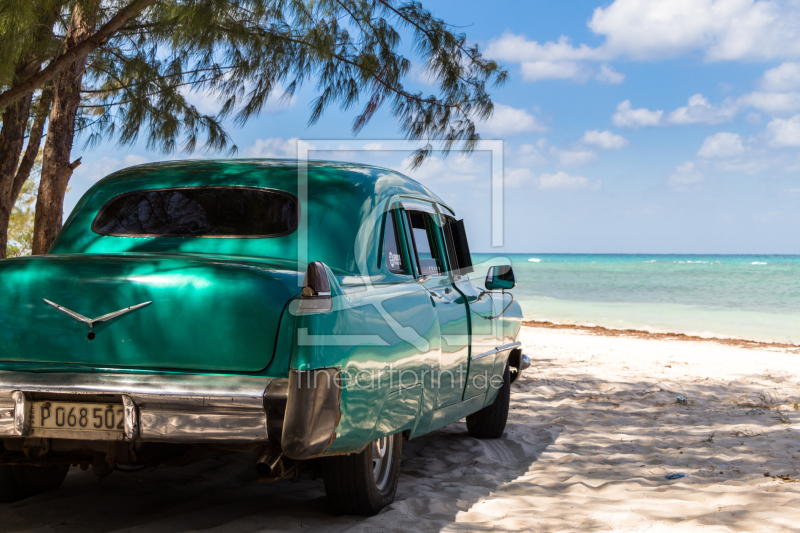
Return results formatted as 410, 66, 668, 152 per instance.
11, 86, 52, 206
0, 67, 37, 259
32, 2, 99, 255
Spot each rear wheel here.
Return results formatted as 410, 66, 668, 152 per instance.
322, 433, 402, 516
0, 464, 70, 502
466, 363, 510, 439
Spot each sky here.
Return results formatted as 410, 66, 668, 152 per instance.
66, 0, 800, 254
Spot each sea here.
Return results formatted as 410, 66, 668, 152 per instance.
470, 254, 800, 345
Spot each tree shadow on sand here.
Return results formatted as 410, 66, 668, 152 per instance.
0, 417, 559, 533
2, 352, 796, 532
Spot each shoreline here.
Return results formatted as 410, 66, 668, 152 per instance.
522, 319, 800, 353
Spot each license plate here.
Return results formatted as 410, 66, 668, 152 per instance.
31, 401, 124, 433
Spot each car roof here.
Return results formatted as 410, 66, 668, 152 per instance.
90, 158, 447, 207
51, 159, 455, 275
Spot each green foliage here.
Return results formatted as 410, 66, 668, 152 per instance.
81, 0, 506, 164
0, 0, 63, 86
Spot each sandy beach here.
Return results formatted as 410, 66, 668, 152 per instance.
2, 325, 798, 532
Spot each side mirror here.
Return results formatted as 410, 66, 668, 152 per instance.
485, 265, 516, 291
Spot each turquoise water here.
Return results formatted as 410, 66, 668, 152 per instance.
471, 254, 800, 344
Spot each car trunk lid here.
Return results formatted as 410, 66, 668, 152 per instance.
0, 253, 301, 373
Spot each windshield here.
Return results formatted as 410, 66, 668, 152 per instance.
92, 187, 298, 238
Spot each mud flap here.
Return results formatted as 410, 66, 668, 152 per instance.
281, 368, 341, 460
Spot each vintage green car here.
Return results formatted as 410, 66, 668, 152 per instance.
0, 159, 526, 515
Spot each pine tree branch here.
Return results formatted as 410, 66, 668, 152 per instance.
233, 24, 464, 114
81, 66, 234, 94
0, 0, 157, 111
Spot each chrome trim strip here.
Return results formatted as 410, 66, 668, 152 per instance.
470, 341, 521, 360
0, 372, 280, 443
42, 299, 152, 329
0, 371, 272, 398
401, 201, 437, 214
471, 348, 496, 360
12, 391, 29, 436
122, 394, 139, 441
0, 391, 14, 435
497, 341, 522, 353
138, 403, 267, 442
28, 428, 125, 441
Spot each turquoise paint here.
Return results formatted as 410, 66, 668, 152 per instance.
0, 159, 524, 456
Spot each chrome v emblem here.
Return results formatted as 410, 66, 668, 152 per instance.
43, 299, 152, 329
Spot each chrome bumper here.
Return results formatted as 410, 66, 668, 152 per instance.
0, 371, 287, 443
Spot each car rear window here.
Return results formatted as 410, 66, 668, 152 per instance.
92, 187, 298, 237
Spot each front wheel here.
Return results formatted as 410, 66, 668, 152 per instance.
322, 433, 402, 516
466, 363, 510, 439
0, 464, 70, 502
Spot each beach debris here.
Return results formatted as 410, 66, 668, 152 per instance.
765, 473, 799, 483
775, 413, 792, 424
747, 409, 761, 414
665, 473, 690, 480
727, 429, 762, 438
704, 432, 716, 443
676, 396, 687, 404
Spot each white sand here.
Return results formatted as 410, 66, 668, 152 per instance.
2, 326, 799, 532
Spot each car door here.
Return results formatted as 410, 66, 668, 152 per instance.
401, 202, 470, 409
440, 216, 501, 400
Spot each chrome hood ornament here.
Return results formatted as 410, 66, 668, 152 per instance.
43, 299, 152, 329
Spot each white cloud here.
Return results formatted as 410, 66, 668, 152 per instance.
485, 34, 608, 64
737, 90, 800, 115
520, 61, 591, 82
487, 34, 624, 84
589, 0, 800, 62
612, 100, 664, 128
394, 153, 488, 185
362, 142, 387, 151
668, 161, 704, 186
697, 132, 746, 158
504, 167, 537, 188
244, 138, 315, 158
515, 143, 548, 165
538, 171, 601, 190
479, 103, 548, 135
76, 154, 150, 182
582, 130, 629, 149
182, 83, 297, 116
760, 62, 800, 91
610, 86, 800, 131
487, 2, 800, 87
552, 148, 598, 166
596, 64, 625, 84
667, 94, 739, 125
502, 163, 601, 190
766, 115, 800, 146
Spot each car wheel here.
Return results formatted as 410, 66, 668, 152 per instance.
0, 464, 71, 502
466, 362, 510, 439
322, 432, 402, 516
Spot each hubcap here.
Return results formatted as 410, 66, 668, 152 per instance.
371, 436, 394, 491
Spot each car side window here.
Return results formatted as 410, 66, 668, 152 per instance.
406, 211, 444, 277
444, 216, 474, 276
382, 210, 407, 274
442, 216, 460, 274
